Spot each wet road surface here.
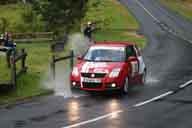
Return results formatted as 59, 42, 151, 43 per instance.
1, 0, 192, 128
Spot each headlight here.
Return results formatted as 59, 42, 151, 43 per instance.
109, 68, 121, 78
72, 67, 79, 76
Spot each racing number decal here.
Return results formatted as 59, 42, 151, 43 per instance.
131, 61, 139, 76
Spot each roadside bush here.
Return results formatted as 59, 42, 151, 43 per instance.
32, 0, 88, 33
0, 3, 44, 33
0, 17, 9, 33
21, 6, 44, 32
0, 0, 17, 5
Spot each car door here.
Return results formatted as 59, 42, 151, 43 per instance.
126, 46, 139, 77
134, 46, 145, 74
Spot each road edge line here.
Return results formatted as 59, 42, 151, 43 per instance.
62, 110, 123, 128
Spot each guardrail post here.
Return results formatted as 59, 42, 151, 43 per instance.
11, 50, 16, 88
70, 50, 74, 70
6, 49, 12, 68
21, 49, 27, 72
51, 55, 56, 80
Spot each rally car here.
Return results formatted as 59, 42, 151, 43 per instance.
70, 42, 146, 93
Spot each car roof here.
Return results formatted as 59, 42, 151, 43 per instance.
93, 41, 135, 47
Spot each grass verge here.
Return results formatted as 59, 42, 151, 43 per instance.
160, 0, 192, 21
0, 43, 52, 104
0, 3, 43, 32
83, 0, 146, 47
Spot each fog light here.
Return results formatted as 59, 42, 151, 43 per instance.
111, 83, 116, 88
72, 82, 76, 86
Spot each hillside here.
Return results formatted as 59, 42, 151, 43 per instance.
160, 0, 192, 21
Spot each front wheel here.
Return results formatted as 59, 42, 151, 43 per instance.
121, 77, 130, 94
141, 69, 147, 85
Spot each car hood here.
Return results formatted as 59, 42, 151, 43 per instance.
76, 61, 125, 74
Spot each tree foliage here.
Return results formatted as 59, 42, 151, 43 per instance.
0, 0, 17, 4
32, 0, 88, 33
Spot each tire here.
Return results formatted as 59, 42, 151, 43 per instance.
142, 69, 147, 85
121, 77, 130, 94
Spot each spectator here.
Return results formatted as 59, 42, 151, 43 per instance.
83, 21, 95, 41
4, 32, 16, 48
3, 32, 16, 68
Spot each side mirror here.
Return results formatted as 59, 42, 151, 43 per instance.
77, 55, 83, 60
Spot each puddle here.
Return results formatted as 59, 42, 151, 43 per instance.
14, 120, 27, 128
146, 75, 160, 85
30, 109, 66, 122
145, 71, 160, 86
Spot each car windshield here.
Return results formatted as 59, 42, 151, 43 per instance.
83, 46, 125, 62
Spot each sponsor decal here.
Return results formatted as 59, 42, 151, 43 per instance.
81, 62, 108, 73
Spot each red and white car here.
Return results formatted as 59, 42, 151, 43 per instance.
70, 42, 146, 93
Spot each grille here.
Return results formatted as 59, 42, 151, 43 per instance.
81, 73, 106, 78
82, 82, 102, 88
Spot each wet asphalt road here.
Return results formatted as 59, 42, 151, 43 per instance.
1, 0, 192, 128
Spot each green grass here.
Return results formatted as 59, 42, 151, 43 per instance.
0, 43, 52, 104
83, 0, 146, 47
83, 0, 139, 29
0, 4, 24, 30
0, 3, 43, 32
160, 0, 192, 21
0, 55, 10, 82
94, 31, 146, 48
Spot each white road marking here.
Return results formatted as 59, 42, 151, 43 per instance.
179, 79, 192, 88
135, 0, 192, 44
133, 91, 173, 107
179, 35, 192, 44
134, 80, 192, 107
135, 0, 160, 22
61, 80, 192, 128
62, 110, 123, 128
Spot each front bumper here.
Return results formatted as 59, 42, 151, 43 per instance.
71, 78, 122, 91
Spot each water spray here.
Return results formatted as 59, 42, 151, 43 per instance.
42, 33, 93, 98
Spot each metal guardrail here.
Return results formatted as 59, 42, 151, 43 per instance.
51, 50, 74, 80
12, 32, 55, 43
0, 48, 27, 88
11, 49, 27, 87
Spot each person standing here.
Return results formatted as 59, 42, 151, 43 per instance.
3, 32, 16, 67
83, 21, 95, 41
4, 32, 16, 48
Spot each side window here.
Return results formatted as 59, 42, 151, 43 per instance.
126, 46, 136, 57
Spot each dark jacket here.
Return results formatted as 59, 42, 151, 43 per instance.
83, 26, 93, 39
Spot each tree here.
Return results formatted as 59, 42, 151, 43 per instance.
0, 0, 17, 4
32, 0, 88, 33
0, 18, 8, 33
